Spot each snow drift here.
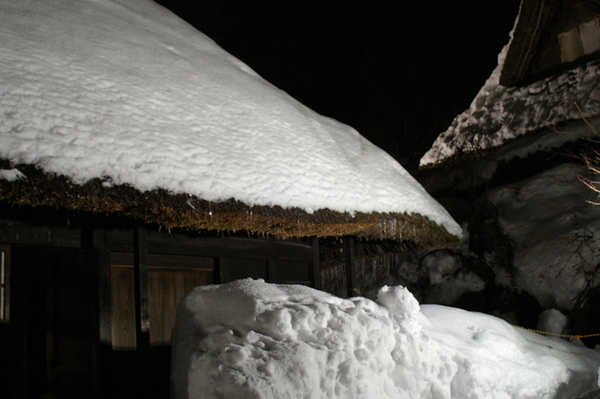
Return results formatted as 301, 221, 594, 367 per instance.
172, 279, 600, 399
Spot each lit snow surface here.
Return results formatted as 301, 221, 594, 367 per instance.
420, 163, 600, 316
486, 163, 600, 311
172, 279, 600, 399
0, 0, 460, 237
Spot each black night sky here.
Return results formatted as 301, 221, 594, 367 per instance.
156, 1, 521, 170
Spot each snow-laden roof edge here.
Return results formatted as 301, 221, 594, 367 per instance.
0, 162, 461, 246
0, 0, 462, 242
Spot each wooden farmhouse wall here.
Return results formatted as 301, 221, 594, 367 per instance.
0, 204, 417, 397
0, 206, 319, 398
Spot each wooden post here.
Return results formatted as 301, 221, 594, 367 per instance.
45, 259, 57, 397
97, 250, 111, 344
310, 237, 321, 290
133, 227, 150, 350
80, 217, 107, 398
133, 227, 150, 397
344, 237, 357, 298
0, 245, 10, 322
93, 250, 109, 399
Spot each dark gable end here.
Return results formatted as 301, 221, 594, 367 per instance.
501, 0, 600, 87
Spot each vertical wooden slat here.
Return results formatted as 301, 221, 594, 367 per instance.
0, 245, 10, 321
147, 269, 211, 345
110, 267, 136, 348
344, 237, 357, 298
133, 227, 150, 350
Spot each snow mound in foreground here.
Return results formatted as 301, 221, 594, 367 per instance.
172, 279, 600, 399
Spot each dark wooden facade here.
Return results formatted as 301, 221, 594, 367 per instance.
0, 205, 324, 398
0, 202, 419, 398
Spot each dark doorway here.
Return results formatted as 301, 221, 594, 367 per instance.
7, 246, 99, 399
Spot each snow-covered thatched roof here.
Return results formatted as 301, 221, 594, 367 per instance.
420, 0, 600, 168
0, 0, 460, 245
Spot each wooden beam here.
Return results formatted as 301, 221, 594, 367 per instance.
0, 217, 315, 261
133, 227, 150, 350
0, 218, 81, 248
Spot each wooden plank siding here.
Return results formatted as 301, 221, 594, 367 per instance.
109, 255, 213, 349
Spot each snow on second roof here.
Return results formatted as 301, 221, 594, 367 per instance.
0, 0, 460, 238
420, 21, 600, 167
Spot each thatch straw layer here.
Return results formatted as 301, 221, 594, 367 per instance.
0, 163, 459, 248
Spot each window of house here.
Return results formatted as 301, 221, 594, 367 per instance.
0, 245, 9, 323
109, 253, 214, 349
579, 18, 600, 55
559, 18, 600, 63
558, 27, 585, 63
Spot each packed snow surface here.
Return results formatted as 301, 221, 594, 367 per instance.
487, 163, 600, 310
0, 0, 460, 237
172, 279, 600, 399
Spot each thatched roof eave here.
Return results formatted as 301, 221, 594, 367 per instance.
0, 163, 459, 249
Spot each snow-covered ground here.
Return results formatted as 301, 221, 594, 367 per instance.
0, 0, 459, 237
416, 163, 600, 317
486, 163, 600, 311
172, 278, 600, 398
